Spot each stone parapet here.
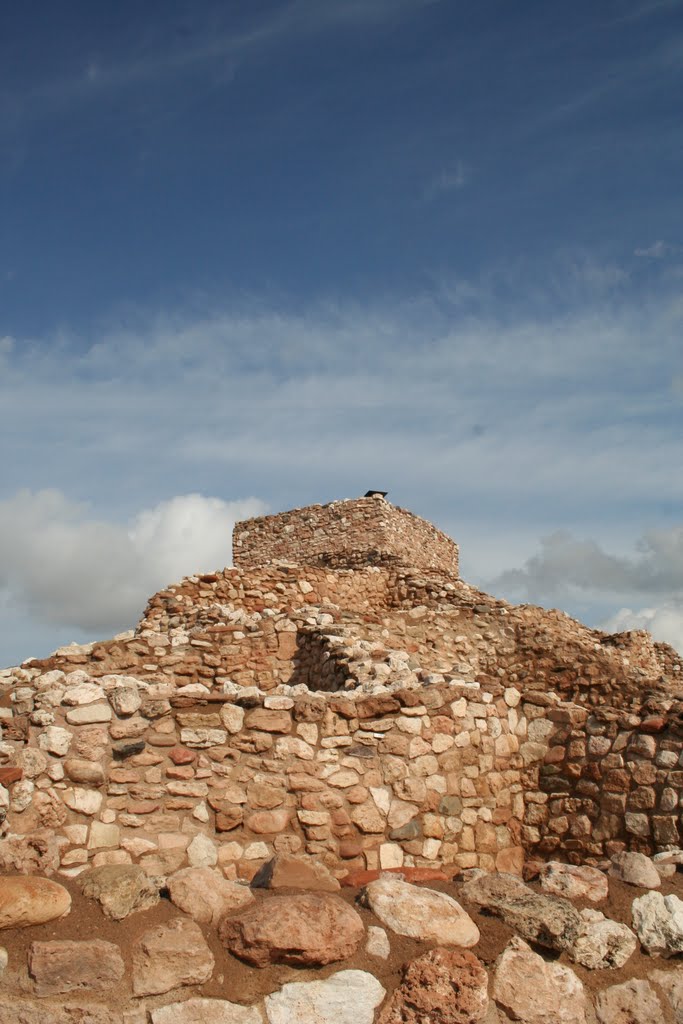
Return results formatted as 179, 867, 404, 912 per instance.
232, 496, 460, 576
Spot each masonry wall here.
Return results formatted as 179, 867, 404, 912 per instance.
232, 498, 459, 576
522, 703, 683, 862
0, 676, 533, 880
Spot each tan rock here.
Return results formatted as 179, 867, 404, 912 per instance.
251, 854, 341, 892
540, 862, 608, 903
152, 998, 263, 1024
28, 939, 124, 995
132, 917, 215, 996
361, 875, 479, 947
595, 979, 664, 1024
0, 876, 71, 929
246, 809, 291, 834
167, 867, 254, 926
80, 865, 159, 920
219, 893, 364, 967
492, 936, 587, 1024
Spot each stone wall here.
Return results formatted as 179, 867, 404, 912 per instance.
523, 701, 683, 862
0, 672, 540, 880
232, 497, 460, 576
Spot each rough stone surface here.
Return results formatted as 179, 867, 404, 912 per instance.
361, 875, 479, 947
651, 969, 683, 1024
28, 939, 124, 995
365, 925, 391, 959
251, 854, 341, 892
219, 893, 364, 967
151, 998, 264, 1024
80, 865, 159, 920
264, 969, 385, 1024
492, 936, 588, 1024
461, 872, 580, 952
631, 891, 683, 957
609, 851, 661, 890
378, 947, 489, 1023
167, 867, 254, 926
595, 979, 664, 1024
539, 862, 608, 903
569, 909, 637, 969
132, 917, 215, 996
0, 875, 71, 929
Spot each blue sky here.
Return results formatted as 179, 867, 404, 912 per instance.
1, 0, 683, 666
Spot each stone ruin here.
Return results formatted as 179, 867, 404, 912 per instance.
1, 491, 683, 882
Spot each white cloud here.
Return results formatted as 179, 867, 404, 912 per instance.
493, 525, 683, 653
0, 490, 265, 643
424, 161, 469, 200
635, 240, 679, 259
600, 603, 683, 652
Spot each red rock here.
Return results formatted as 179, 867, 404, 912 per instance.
0, 767, 22, 785
218, 893, 364, 967
379, 947, 489, 1023
640, 716, 667, 733
168, 746, 196, 765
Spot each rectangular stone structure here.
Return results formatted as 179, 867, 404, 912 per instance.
232, 496, 459, 576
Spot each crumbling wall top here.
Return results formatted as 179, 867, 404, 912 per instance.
232, 495, 459, 576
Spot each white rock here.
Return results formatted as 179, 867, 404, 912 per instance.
62, 788, 103, 816
265, 970, 385, 1024
66, 703, 112, 725
632, 891, 683, 957
61, 683, 105, 706
109, 684, 142, 716
365, 926, 390, 959
361, 875, 479, 947
569, 909, 637, 969
38, 726, 72, 756
152, 998, 263, 1024
187, 833, 218, 868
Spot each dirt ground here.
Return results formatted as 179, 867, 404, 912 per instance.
1, 869, 682, 1018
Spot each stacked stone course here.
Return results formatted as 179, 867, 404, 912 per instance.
0, 496, 682, 883
233, 495, 460, 575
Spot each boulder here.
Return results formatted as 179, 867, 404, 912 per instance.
651, 969, 683, 1023
492, 936, 588, 1024
609, 851, 661, 889
631, 891, 683, 956
264, 970, 385, 1024
80, 864, 159, 920
167, 867, 254, 926
28, 939, 124, 995
251, 854, 341, 892
219, 893, 364, 968
595, 979, 664, 1023
378, 947, 489, 1023
0, 875, 71, 929
151, 998, 263, 1024
132, 917, 215, 996
0, 997, 117, 1024
361, 875, 479, 947
539, 862, 608, 903
569, 909, 637, 969
461, 871, 579, 953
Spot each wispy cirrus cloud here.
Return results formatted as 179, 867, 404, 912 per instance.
423, 161, 469, 201
635, 240, 681, 259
